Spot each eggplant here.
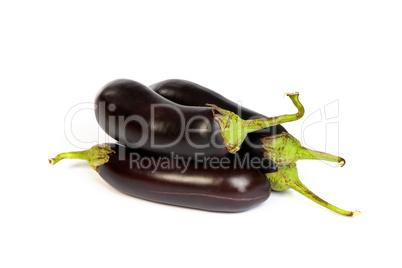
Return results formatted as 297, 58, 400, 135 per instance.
95, 79, 304, 158
149, 79, 297, 171
150, 79, 360, 216
49, 143, 271, 212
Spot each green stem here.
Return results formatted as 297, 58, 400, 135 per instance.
299, 147, 345, 167
49, 150, 90, 165
291, 180, 359, 216
49, 144, 115, 170
244, 92, 305, 132
265, 163, 360, 216
207, 92, 305, 154
262, 132, 345, 166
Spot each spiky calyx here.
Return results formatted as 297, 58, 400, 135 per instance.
261, 130, 359, 216
262, 132, 345, 166
208, 92, 305, 154
266, 163, 360, 216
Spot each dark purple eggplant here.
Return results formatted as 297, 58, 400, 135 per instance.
95, 79, 304, 158
149, 79, 295, 172
49, 143, 271, 212
150, 79, 360, 216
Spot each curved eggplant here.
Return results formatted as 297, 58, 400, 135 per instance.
149, 79, 360, 216
95, 79, 304, 158
49, 143, 271, 212
151, 79, 277, 121
149, 79, 292, 172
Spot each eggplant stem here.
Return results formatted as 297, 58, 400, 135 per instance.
266, 163, 360, 216
299, 148, 346, 166
207, 92, 305, 154
49, 150, 90, 165
291, 180, 360, 216
262, 132, 345, 166
48, 144, 115, 170
243, 92, 305, 132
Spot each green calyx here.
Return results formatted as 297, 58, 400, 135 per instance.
49, 143, 116, 170
262, 132, 359, 216
262, 132, 345, 166
208, 92, 305, 154
266, 164, 360, 216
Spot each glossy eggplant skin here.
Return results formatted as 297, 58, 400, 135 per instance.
95, 79, 228, 158
97, 144, 271, 212
150, 79, 287, 173
151, 79, 266, 120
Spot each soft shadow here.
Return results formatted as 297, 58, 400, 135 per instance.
68, 162, 89, 168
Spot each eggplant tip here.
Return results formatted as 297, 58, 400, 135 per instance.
352, 210, 361, 216
284, 92, 299, 97
339, 159, 346, 167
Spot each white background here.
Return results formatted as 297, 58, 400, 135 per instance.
1, 1, 401, 267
